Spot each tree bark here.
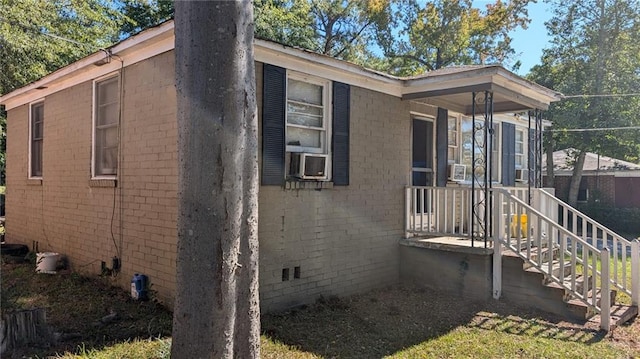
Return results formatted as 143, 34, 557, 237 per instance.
567, 150, 586, 207
172, 2, 260, 358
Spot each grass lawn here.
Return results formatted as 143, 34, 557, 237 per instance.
2, 259, 639, 359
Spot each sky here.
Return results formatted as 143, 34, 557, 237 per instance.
507, 1, 554, 75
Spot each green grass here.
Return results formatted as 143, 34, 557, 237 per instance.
573, 254, 634, 305
2, 260, 638, 359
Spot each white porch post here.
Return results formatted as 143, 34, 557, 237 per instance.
632, 239, 639, 306
493, 190, 503, 299
405, 187, 411, 239
600, 247, 611, 331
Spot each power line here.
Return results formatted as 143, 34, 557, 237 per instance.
562, 93, 640, 99
548, 126, 640, 132
0, 16, 97, 50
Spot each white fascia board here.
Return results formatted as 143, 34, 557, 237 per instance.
254, 40, 403, 97
402, 71, 496, 94
1, 21, 175, 110
615, 171, 640, 177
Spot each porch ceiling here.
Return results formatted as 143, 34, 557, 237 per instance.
401, 65, 561, 115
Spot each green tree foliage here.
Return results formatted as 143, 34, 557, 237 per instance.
0, 0, 130, 185
375, 0, 531, 75
0, 0, 127, 95
119, 0, 174, 37
254, 0, 391, 64
529, 0, 640, 205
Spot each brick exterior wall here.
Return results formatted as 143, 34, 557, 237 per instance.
6, 51, 179, 305
549, 175, 615, 205
258, 70, 410, 310
6, 54, 423, 311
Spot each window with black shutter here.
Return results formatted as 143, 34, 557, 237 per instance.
261, 63, 350, 186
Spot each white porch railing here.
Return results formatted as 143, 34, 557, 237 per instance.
404, 186, 473, 238
404, 185, 640, 331
529, 188, 639, 304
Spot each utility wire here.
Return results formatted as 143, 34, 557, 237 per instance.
548, 126, 640, 132
562, 93, 640, 99
0, 16, 99, 50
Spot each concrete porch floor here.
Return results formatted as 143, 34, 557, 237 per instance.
400, 235, 494, 255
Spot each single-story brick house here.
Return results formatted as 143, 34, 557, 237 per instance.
544, 149, 640, 208
1, 20, 563, 311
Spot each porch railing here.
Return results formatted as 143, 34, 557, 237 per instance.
404, 186, 473, 238
405, 185, 640, 331
530, 188, 639, 304
489, 188, 618, 329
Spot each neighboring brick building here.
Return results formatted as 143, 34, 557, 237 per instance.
0, 20, 558, 311
544, 149, 640, 208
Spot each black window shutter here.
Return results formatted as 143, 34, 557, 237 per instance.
502, 122, 516, 186
261, 64, 286, 185
436, 108, 448, 187
332, 82, 350, 185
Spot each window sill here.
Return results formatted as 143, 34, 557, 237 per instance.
89, 178, 117, 188
284, 179, 333, 190
27, 178, 43, 186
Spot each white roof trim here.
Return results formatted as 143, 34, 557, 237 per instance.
1, 21, 175, 110
1, 19, 559, 112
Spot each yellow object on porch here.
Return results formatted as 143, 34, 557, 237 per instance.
510, 214, 528, 238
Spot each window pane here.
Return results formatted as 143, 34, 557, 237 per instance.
97, 148, 117, 175
31, 140, 42, 176
33, 120, 43, 139
286, 127, 321, 148
94, 77, 119, 176
288, 79, 322, 105
515, 130, 523, 142
98, 103, 118, 126
98, 78, 119, 104
448, 147, 456, 161
30, 103, 44, 177
102, 126, 118, 147
287, 101, 323, 127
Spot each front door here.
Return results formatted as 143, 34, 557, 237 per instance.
412, 118, 434, 186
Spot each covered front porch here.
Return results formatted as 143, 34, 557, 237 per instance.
398, 66, 638, 330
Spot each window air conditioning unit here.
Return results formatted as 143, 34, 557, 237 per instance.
448, 164, 466, 181
290, 153, 329, 180
515, 169, 529, 182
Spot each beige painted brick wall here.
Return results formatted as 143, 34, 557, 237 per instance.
5, 51, 178, 305
7, 56, 422, 312
257, 63, 412, 311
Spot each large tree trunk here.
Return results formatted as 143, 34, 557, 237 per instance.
567, 150, 586, 207
172, 2, 260, 358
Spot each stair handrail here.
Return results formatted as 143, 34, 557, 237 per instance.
537, 188, 636, 300
492, 188, 610, 323
537, 188, 631, 247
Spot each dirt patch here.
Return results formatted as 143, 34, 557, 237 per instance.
2, 259, 638, 358
1, 261, 172, 358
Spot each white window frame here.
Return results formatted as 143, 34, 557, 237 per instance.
490, 123, 500, 182
92, 73, 120, 179
285, 71, 331, 156
515, 128, 526, 169
29, 100, 45, 179
447, 115, 459, 164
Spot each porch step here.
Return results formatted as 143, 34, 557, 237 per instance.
561, 275, 593, 300
588, 305, 639, 329
564, 288, 617, 320
532, 246, 559, 263
501, 251, 634, 326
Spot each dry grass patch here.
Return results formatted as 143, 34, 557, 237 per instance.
2, 259, 639, 358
